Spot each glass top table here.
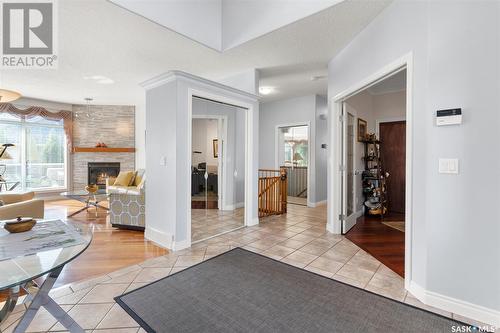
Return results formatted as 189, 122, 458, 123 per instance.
60, 189, 109, 217
0, 220, 92, 332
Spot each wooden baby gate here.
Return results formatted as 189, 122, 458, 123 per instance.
258, 168, 287, 218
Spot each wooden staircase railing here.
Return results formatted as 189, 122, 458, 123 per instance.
281, 166, 307, 198
258, 168, 287, 218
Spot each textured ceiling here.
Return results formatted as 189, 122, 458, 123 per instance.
1, 0, 391, 105
110, 0, 342, 51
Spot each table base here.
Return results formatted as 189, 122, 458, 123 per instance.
0, 266, 84, 333
67, 196, 109, 218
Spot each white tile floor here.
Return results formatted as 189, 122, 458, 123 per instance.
191, 208, 244, 242
0, 205, 495, 332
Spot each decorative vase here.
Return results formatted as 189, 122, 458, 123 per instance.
86, 184, 99, 193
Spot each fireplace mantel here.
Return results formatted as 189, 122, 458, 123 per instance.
73, 147, 135, 153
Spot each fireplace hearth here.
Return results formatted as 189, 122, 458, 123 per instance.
88, 162, 120, 189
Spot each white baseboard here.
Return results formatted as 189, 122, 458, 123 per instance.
408, 281, 500, 327
248, 217, 259, 226
326, 222, 337, 234
172, 239, 191, 251
308, 200, 327, 208
222, 202, 244, 211
145, 226, 173, 249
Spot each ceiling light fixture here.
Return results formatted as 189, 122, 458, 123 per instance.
259, 86, 275, 95
0, 89, 21, 103
310, 75, 327, 81
83, 75, 115, 85
97, 78, 114, 84
84, 97, 92, 118
75, 98, 93, 119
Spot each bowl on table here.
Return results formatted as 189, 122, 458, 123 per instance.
85, 184, 99, 193
3, 216, 36, 233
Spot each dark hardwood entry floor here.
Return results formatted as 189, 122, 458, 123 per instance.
345, 213, 405, 277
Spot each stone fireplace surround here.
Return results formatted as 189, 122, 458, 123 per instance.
71, 104, 135, 191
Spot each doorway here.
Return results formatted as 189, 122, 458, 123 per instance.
276, 124, 310, 206
191, 117, 223, 210
338, 68, 408, 278
190, 96, 246, 243
379, 121, 406, 215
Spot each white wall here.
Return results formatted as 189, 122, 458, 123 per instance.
191, 118, 219, 168
110, 0, 222, 50
328, 0, 500, 325
373, 90, 406, 122
135, 96, 146, 169
218, 69, 260, 95
259, 94, 328, 205
144, 71, 259, 253
315, 95, 328, 205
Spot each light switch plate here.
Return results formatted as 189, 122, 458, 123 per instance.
439, 158, 459, 174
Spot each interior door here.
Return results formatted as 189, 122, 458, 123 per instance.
379, 121, 406, 213
341, 104, 357, 234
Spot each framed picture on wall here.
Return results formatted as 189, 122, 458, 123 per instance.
357, 118, 367, 142
213, 139, 218, 158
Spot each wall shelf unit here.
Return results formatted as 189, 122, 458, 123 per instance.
361, 139, 388, 217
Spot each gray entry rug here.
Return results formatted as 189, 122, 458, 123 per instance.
116, 248, 466, 333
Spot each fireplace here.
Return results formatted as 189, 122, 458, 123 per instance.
88, 162, 120, 189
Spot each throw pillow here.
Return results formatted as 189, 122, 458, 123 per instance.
128, 171, 138, 186
114, 171, 134, 186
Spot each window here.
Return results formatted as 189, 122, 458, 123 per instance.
0, 114, 67, 192
282, 125, 308, 167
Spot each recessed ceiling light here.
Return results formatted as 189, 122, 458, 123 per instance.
259, 86, 275, 95
96, 78, 114, 84
311, 75, 327, 81
84, 75, 114, 84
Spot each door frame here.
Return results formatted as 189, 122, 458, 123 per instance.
191, 114, 228, 210
328, 53, 413, 289
187, 89, 255, 246
274, 121, 312, 207
340, 109, 357, 234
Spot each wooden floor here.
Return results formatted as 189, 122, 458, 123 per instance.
191, 200, 218, 209
345, 213, 405, 277
43, 199, 168, 288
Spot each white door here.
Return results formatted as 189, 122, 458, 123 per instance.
341, 104, 357, 234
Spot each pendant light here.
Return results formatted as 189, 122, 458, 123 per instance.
75, 97, 92, 119
0, 89, 21, 103
84, 98, 92, 118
